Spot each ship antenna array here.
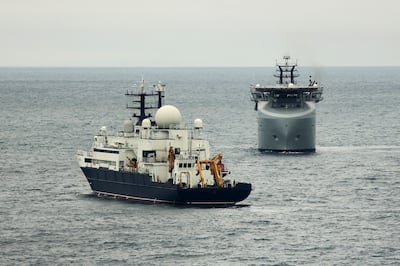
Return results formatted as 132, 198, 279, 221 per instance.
140, 76, 145, 93
125, 79, 166, 125
274, 56, 299, 84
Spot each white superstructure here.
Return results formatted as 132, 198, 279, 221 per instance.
77, 81, 233, 189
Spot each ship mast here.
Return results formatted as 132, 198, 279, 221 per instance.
125, 79, 165, 125
274, 55, 299, 85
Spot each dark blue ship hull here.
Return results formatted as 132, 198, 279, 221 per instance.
81, 167, 251, 206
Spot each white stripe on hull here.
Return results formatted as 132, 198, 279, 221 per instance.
94, 191, 175, 204
94, 191, 236, 206
257, 102, 317, 151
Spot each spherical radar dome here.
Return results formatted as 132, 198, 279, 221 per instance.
155, 105, 182, 128
194, 118, 203, 129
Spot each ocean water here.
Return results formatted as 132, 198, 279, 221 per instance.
0, 67, 399, 265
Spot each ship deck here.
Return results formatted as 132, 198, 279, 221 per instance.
251, 85, 321, 93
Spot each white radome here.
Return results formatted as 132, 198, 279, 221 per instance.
194, 118, 203, 129
155, 105, 182, 128
142, 118, 151, 128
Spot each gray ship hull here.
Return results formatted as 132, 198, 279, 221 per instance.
257, 101, 316, 152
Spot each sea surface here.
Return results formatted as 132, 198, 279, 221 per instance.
1, 67, 399, 265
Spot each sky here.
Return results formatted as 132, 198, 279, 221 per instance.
1, 0, 399, 67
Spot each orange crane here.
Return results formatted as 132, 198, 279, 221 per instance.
196, 153, 224, 188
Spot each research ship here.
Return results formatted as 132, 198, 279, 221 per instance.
250, 56, 323, 152
77, 80, 251, 206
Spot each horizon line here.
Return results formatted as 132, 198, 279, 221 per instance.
0, 65, 399, 68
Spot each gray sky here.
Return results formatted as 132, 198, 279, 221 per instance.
1, 0, 399, 67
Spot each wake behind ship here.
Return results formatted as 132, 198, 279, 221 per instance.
250, 56, 323, 152
77, 80, 251, 206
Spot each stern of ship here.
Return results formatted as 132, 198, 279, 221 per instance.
177, 182, 252, 206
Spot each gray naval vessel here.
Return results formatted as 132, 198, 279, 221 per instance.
250, 56, 323, 152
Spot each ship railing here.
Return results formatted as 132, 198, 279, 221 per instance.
142, 158, 167, 163
252, 85, 322, 91
250, 91, 267, 102
161, 123, 198, 130
141, 154, 199, 164
147, 124, 207, 140
77, 150, 93, 158
304, 91, 323, 102
175, 154, 198, 160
